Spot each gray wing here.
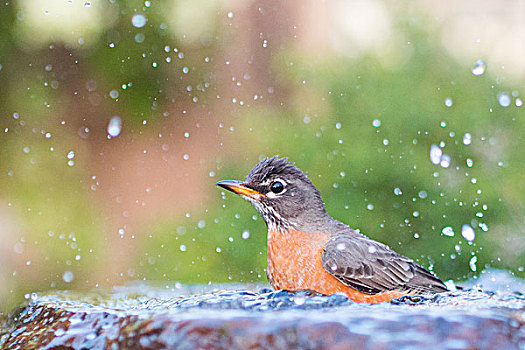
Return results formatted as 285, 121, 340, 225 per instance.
321, 234, 448, 295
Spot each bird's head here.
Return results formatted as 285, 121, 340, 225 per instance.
216, 156, 328, 230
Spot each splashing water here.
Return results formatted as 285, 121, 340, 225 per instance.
439, 154, 451, 168
469, 256, 478, 271
131, 14, 147, 28
497, 92, 511, 107
462, 133, 472, 145
107, 116, 122, 137
441, 226, 455, 237
429, 145, 442, 165
461, 224, 476, 242
471, 59, 486, 76
62, 271, 74, 283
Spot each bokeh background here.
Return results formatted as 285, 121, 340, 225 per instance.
1, 0, 524, 313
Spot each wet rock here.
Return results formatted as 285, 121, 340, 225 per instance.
1, 284, 524, 349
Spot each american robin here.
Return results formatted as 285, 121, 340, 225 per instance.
217, 156, 448, 303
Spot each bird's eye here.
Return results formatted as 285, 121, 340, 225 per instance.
270, 181, 285, 194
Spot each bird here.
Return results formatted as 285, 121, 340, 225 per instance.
216, 156, 448, 303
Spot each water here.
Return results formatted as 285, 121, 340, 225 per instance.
429, 144, 442, 165
2, 271, 524, 349
497, 92, 511, 107
439, 154, 451, 168
471, 59, 486, 76
62, 270, 74, 283
462, 132, 472, 145
107, 116, 122, 137
131, 14, 147, 28
441, 226, 455, 237
461, 224, 476, 242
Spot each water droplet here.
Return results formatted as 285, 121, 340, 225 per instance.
440, 154, 451, 168
131, 14, 147, 28
242, 230, 250, 239
516, 98, 523, 107
109, 90, 119, 99
368, 245, 377, 253
440, 121, 447, 127
293, 293, 306, 305
216, 247, 222, 253
227, 11, 234, 18
182, 67, 189, 74
382, 139, 389, 146
366, 204, 374, 210
462, 133, 472, 145
62, 270, 74, 283
412, 211, 419, 217
66, 151, 75, 160
393, 187, 402, 196
372, 119, 381, 127
418, 191, 427, 199
336, 243, 346, 251
471, 59, 486, 76
461, 224, 475, 241
118, 228, 125, 236
444, 98, 453, 107
466, 158, 473, 167
430, 144, 442, 165
469, 256, 477, 271
335, 122, 342, 130
179, 244, 187, 252
441, 226, 455, 237
107, 116, 122, 137
497, 92, 511, 107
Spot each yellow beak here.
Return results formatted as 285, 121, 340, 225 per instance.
216, 180, 265, 200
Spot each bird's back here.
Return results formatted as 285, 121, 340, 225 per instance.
318, 220, 448, 295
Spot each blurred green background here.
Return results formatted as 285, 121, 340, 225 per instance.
1, 0, 523, 313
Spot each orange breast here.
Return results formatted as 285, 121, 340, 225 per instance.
266, 229, 405, 304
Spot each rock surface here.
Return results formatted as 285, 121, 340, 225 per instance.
1, 278, 525, 349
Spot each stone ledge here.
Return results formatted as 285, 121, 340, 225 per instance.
2, 286, 524, 349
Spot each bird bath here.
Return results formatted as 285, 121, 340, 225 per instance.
1, 269, 524, 349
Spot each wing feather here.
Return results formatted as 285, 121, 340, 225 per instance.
321, 234, 447, 295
